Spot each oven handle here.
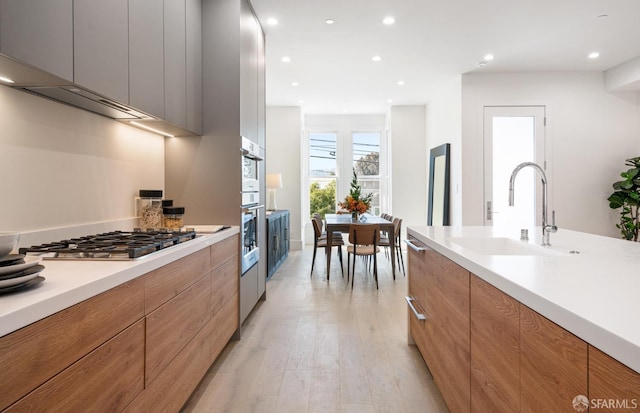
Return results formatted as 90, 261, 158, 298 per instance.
242, 204, 265, 212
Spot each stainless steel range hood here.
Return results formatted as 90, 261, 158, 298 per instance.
0, 52, 197, 137
22, 85, 152, 120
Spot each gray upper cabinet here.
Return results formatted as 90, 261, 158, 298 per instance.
0, 0, 74, 81
129, 0, 164, 119
257, 23, 265, 148
74, 0, 129, 104
240, 0, 259, 143
186, 0, 203, 135
164, 0, 187, 129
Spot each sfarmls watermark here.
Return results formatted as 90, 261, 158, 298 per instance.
573, 395, 638, 411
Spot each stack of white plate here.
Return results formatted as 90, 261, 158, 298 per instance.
0, 254, 45, 294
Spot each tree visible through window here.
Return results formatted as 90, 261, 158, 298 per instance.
353, 132, 380, 215
309, 132, 337, 218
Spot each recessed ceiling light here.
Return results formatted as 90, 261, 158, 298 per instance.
387, 99, 393, 103
372, 55, 382, 62
397, 80, 405, 86
484, 54, 494, 61
478, 61, 487, 67
382, 16, 395, 25
266, 17, 278, 26
291, 82, 299, 87
325, 19, 335, 25
0, 75, 15, 84
298, 100, 304, 104
588, 52, 600, 59
281, 56, 291, 63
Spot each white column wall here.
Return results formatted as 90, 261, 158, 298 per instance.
462, 72, 640, 237
266, 106, 303, 249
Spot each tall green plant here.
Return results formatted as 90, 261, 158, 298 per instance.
608, 157, 640, 241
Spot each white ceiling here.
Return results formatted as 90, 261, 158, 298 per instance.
250, 0, 640, 115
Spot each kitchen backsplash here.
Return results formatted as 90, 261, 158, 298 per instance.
0, 85, 165, 240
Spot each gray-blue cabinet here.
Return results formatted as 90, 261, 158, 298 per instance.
0, 0, 73, 81
266, 210, 289, 280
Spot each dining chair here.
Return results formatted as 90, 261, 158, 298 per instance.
379, 217, 405, 276
310, 217, 344, 277
347, 223, 381, 289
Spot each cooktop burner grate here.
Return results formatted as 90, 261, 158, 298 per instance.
19, 229, 197, 260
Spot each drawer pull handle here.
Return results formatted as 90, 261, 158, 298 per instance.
405, 296, 426, 321
404, 239, 426, 252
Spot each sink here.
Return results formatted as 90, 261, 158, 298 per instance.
449, 237, 569, 256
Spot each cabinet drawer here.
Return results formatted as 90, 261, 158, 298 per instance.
211, 257, 239, 316
145, 248, 210, 313
209, 292, 239, 365
146, 275, 211, 385
210, 235, 238, 270
141, 316, 212, 413
6, 320, 145, 413
0, 277, 144, 411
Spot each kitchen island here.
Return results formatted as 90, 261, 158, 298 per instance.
407, 226, 640, 412
0, 227, 239, 412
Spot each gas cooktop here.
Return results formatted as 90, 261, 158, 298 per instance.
19, 229, 197, 260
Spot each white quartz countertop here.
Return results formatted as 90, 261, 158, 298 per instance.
0, 226, 239, 338
407, 226, 640, 374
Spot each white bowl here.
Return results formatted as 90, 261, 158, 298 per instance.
0, 232, 19, 258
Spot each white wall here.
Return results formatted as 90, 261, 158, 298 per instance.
266, 106, 303, 249
390, 106, 428, 233
462, 72, 640, 237
0, 85, 165, 246
425, 76, 463, 225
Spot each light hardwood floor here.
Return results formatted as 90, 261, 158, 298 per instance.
181, 247, 448, 413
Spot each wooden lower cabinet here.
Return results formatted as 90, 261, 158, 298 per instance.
520, 304, 588, 413
589, 346, 640, 412
6, 320, 145, 413
408, 241, 640, 413
0, 277, 145, 411
470, 275, 520, 413
0, 234, 240, 413
407, 237, 470, 413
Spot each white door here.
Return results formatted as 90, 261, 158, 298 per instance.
483, 106, 546, 232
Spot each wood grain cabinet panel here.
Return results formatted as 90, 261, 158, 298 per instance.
470, 275, 520, 413
209, 292, 239, 365
0, 277, 144, 411
210, 235, 238, 270
211, 258, 239, 317
142, 320, 212, 413
6, 320, 144, 413
145, 248, 209, 313
589, 345, 640, 412
407, 237, 436, 369
145, 275, 212, 385
520, 304, 587, 413
407, 237, 470, 413
432, 250, 470, 413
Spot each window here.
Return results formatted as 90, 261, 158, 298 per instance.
304, 115, 388, 225
309, 132, 337, 218
352, 132, 381, 215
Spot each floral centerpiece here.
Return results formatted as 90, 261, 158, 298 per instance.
339, 171, 373, 220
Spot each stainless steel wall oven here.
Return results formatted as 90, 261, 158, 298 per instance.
240, 136, 263, 275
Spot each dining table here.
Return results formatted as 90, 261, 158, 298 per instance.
323, 213, 396, 280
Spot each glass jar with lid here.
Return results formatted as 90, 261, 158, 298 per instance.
162, 206, 185, 230
136, 190, 163, 230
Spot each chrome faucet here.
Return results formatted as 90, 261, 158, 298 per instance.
508, 162, 558, 246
